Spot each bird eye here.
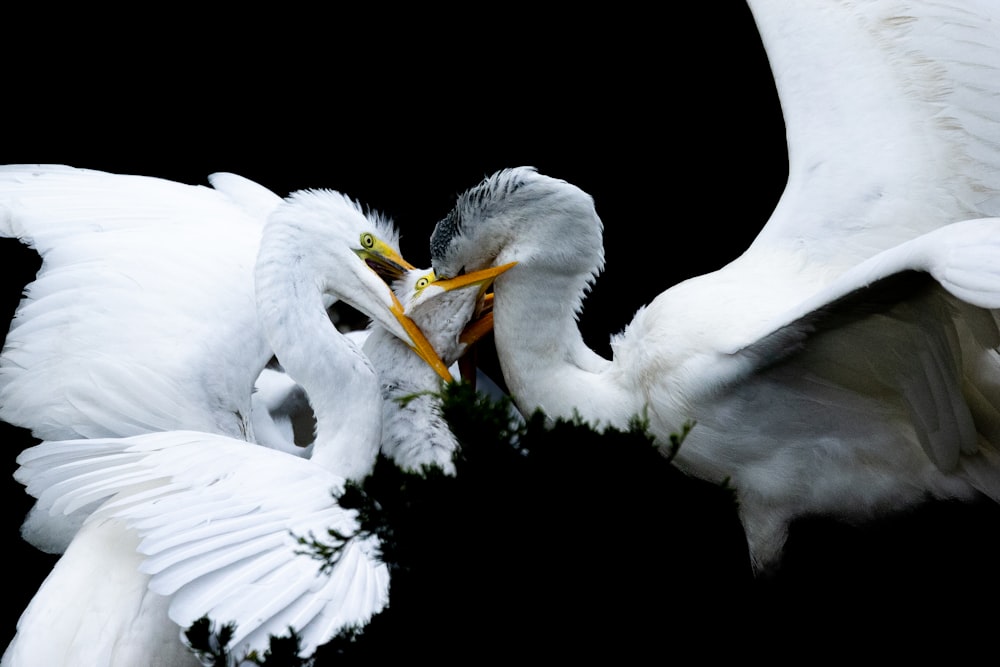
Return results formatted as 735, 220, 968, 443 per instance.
415, 274, 433, 291
360, 233, 375, 249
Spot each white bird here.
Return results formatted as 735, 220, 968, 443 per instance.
251, 264, 516, 474
0, 165, 450, 551
427, 0, 1000, 575
362, 264, 515, 474
245, 263, 516, 476
0, 166, 455, 665
7, 267, 512, 667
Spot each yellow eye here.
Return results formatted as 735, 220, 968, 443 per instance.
415, 273, 433, 291
360, 233, 376, 249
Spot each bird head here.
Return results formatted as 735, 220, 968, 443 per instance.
391, 263, 516, 383
259, 188, 454, 383
353, 230, 414, 285
429, 166, 605, 282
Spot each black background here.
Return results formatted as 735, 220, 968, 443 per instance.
3, 3, 999, 660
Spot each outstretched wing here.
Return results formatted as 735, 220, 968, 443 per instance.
721, 218, 1000, 477
746, 0, 1000, 266
16, 431, 390, 658
0, 165, 280, 442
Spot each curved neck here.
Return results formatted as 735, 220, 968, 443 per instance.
493, 268, 639, 431
255, 246, 381, 481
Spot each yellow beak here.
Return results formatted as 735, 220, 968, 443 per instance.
352, 241, 454, 382
388, 291, 456, 383
354, 241, 416, 283
432, 262, 516, 386
431, 263, 515, 346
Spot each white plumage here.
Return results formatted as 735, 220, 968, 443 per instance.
11, 433, 389, 665
364, 264, 515, 474
0, 166, 458, 665
428, 0, 1000, 573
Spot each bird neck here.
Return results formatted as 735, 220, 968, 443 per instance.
492, 268, 637, 429
255, 258, 381, 482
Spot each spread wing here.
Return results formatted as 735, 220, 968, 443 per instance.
721, 218, 1000, 477
15, 431, 390, 658
746, 0, 1000, 266
0, 165, 281, 442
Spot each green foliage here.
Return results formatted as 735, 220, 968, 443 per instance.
189, 382, 748, 665
316, 381, 748, 663
291, 526, 358, 575
184, 617, 232, 666
184, 616, 312, 666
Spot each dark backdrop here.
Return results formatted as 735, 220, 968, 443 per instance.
3, 3, 997, 660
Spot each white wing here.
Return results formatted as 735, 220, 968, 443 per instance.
746, 0, 1000, 265
739, 216, 1000, 346
626, 218, 1000, 566
0, 165, 279, 442
718, 218, 1000, 482
15, 431, 390, 658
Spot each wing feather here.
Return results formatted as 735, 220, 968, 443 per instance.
0, 165, 273, 441
747, 0, 1000, 266
718, 219, 1000, 471
15, 431, 389, 658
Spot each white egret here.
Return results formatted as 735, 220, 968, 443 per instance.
0, 165, 451, 444
0, 166, 456, 664
7, 266, 512, 667
0, 165, 451, 551
428, 3, 1000, 574
363, 264, 515, 474
250, 266, 516, 474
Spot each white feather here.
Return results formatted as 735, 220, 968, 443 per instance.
429, 1, 1000, 572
